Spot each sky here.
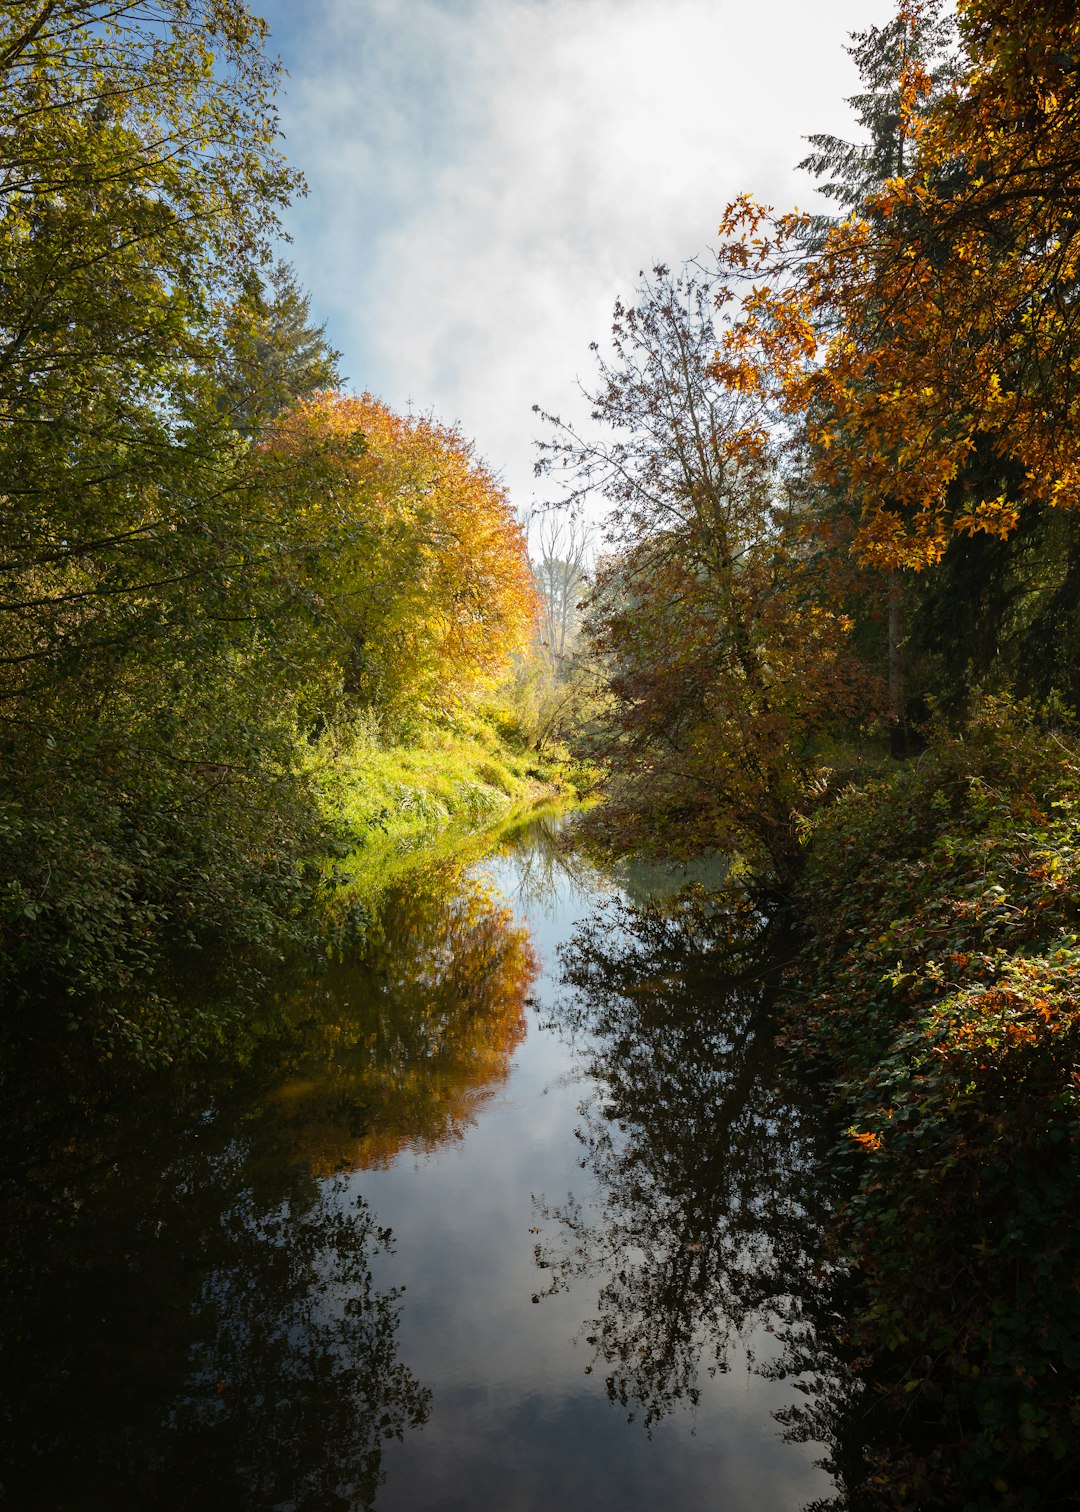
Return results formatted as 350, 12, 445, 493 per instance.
256, 0, 898, 524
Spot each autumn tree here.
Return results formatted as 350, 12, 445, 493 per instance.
265, 391, 538, 723
887, 0, 1080, 712
777, 0, 1080, 566
796, 1, 956, 748
709, 0, 1080, 731
537, 263, 869, 883
796, 0, 1080, 720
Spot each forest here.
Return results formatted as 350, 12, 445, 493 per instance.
2, 1, 1079, 1508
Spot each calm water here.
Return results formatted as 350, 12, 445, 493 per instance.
0, 815, 861, 1512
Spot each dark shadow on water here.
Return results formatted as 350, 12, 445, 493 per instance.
0, 1116, 430, 1511
0, 852, 540, 1512
537, 886, 874, 1509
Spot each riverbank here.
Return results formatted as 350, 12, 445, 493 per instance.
311, 704, 580, 883
785, 701, 1080, 1508
0, 705, 586, 1073
312, 706, 590, 897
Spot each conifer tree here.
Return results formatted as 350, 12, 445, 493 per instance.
798, 3, 956, 241
220, 262, 342, 437
796, 2, 955, 748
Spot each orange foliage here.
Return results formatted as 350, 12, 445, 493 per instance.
267, 866, 538, 1177
714, 0, 1080, 570
266, 391, 537, 711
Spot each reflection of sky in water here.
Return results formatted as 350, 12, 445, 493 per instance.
346, 826, 833, 1512
0, 818, 841, 1512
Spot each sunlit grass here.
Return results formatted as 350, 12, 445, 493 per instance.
309, 706, 583, 898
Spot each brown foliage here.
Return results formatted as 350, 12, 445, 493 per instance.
539, 263, 873, 882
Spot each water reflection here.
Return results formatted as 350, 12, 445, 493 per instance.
491, 811, 610, 917
0, 854, 543, 1511
0, 1108, 430, 1511
267, 860, 539, 1173
537, 888, 862, 1484
0, 827, 866, 1512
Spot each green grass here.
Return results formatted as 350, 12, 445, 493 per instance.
310, 706, 580, 896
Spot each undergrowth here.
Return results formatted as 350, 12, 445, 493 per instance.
788, 700, 1080, 1510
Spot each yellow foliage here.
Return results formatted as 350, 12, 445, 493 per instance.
265, 392, 537, 714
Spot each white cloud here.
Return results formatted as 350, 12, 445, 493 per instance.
264, 0, 897, 515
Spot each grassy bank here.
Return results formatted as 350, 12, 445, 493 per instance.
2, 707, 584, 1072
785, 702, 1080, 1508
313, 706, 589, 897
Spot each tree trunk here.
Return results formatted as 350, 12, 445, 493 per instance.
887, 569, 906, 758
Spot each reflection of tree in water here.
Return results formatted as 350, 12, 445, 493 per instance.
537, 889, 867, 1503
495, 808, 731, 917
268, 859, 539, 1173
167, 1172, 430, 1511
0, 1085, 430, 1512
0, 850, 545, 1507
490, 810, 611, 917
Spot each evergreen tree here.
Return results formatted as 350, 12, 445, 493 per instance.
796, 3, 1080, 720
798, 3, 957, 243
220, 262, 342, 437
796, 5, 955, 749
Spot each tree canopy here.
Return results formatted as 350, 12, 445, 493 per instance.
0, 2, 536, 1057
538, 263, 869, 879
265, 391, 537, 720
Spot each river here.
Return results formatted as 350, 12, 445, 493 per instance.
0, 812, 863, 1511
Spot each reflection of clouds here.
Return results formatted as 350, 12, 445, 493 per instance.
269, 862, 538, 1174
487, 810, 613, 922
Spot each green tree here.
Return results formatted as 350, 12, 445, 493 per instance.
0, 1, 303, 698
797, 2, 956, 245
0, 3, 347, 1056
219, 261, 342, 437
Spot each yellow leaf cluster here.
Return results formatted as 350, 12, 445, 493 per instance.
264, 392, 537, 713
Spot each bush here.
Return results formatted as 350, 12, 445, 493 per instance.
787, 700, 1080, 1506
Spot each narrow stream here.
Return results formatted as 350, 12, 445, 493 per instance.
0, 814, 861, 1511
